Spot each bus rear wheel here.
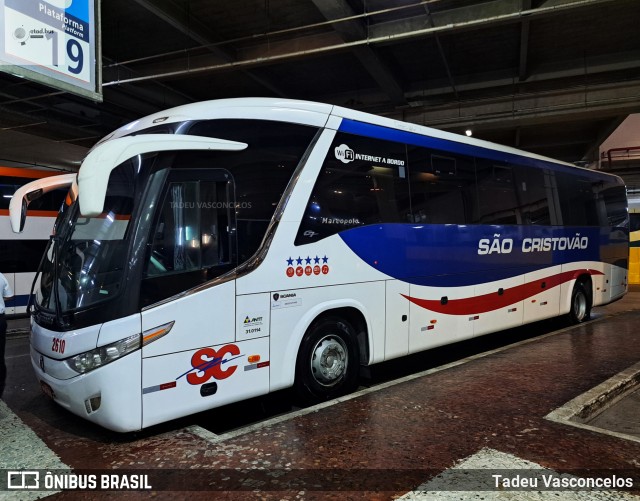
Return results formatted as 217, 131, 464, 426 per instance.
568, 282, 591, 324
294, 317, 360, 405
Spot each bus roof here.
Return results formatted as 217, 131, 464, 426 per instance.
89, 97, 621, 183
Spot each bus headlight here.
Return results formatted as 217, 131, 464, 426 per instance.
65, 334, 141, 374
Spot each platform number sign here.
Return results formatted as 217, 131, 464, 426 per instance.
0, 0, 101, 101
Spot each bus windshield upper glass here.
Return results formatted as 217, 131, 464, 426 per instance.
36, 161, 136, 313
34, 118, 320, 317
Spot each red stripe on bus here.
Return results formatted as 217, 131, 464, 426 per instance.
402, 269, 604, 315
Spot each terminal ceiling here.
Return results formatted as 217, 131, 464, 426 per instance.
1, 0, 639, 187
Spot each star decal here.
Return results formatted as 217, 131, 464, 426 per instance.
322, 255, 329, 264
305, 256, 312, 265
313, 256, 320, 264
286, 257, 294, 266
296, 256, 303, 265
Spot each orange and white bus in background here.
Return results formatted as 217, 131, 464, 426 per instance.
1, 167, 69, 315
630, 196, 640, 285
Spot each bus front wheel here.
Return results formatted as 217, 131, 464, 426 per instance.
568, 282, 591, 324
294, 317, 360, 405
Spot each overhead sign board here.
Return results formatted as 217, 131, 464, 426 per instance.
0, 0, 101, 101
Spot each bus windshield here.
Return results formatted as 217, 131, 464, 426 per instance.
36, 162, 135, 313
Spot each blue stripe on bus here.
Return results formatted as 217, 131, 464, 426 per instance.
5, 294, 31, 307
337, 119, 613, 178
339, 224, 606, 287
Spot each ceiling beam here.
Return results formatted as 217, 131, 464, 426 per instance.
309, 0, 406, 106
309, 49, 640, 114
421, 2, 459, 100
106, 0, 617, 86
404, 50, 640, 100
368, 0, 612, 40
131, 0, 287, 97
395, 79, 640, 134
518, 0, 532, 81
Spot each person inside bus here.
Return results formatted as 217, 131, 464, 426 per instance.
0, 271, 14, 399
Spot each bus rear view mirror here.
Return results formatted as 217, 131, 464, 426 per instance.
9, 173, 75, 233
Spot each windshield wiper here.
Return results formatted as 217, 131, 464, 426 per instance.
51, 234, 65, 328
27, 236, 53, 317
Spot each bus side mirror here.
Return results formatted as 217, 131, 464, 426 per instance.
19, 198, 27, 233
16, 188, 43, 233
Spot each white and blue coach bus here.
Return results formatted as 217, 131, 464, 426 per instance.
19, 98, 628, 432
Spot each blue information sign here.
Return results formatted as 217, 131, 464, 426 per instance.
0, 0, 101, 101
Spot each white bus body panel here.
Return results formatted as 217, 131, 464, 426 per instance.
268, 282, 385, 393
97, 313, 142, 346
522, 266, 562, 323
31, 345, 143, 432
610, 265, 628, 300
141, 337, 270, 429
473, 274, 524, 337
100, 99, 333, 145
384, 280, 409, 361
235, 293, 270, 342
5, 214, 55, 240
12, 272, 36, 315
31, 318, 102, 361
408, 283, 475, 353
30, 319, 143, 432
141, 281, 236, 358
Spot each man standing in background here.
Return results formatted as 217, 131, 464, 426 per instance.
0, 272, 13, 399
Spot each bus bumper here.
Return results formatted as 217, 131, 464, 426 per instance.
30, 346, 143, 433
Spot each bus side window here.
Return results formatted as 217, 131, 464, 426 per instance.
146, 182, 200, 275
555, 172, 600, 226
200, 181, 232, 267
144, 181, 232, 277
601, 184, 627, 229
140, 176, 235, 308
513, 166, 552, 226
475, 159, 518, 225
295, 133, 409, 244
407, 145, 474, 224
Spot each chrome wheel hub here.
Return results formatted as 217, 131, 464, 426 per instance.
310, 335, 348, 386
574, 291, 587, 321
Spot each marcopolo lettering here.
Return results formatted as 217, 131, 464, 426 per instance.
322, 217, 361, 225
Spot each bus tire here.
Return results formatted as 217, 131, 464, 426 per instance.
568, 281, 591, 324
294, 316, 360, 405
